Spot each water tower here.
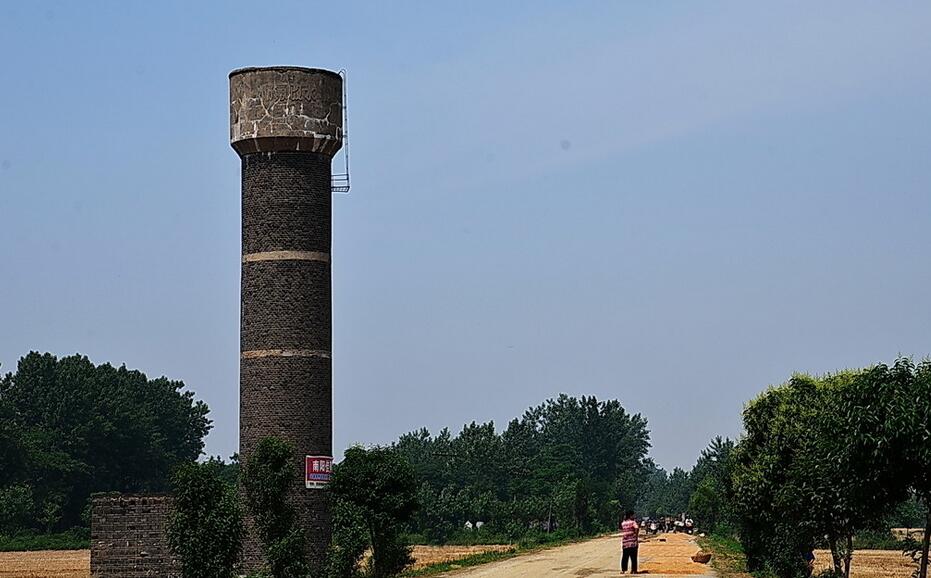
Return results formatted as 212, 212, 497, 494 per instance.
230, 65, 345, 570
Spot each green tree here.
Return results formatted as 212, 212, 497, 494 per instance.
0, 352, 211, 531
168, 459, 243, 578
687, 437, 735, 532
732, 376, 818, 577
733, 366, 913, 578
908, 362, 931, 578
396, 395, 652, 542
0, 484, 35, 533
852, 360, 931, 578
323, 497, 369, 578
329, 445, 417, 578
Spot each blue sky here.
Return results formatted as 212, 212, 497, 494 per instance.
1, 1, 929, 469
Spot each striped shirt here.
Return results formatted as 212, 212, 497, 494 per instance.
621, 519, 639, 548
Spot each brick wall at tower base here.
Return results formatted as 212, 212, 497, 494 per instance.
90, 494, 179, 578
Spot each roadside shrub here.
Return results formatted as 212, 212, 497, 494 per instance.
168, 459, 243, 578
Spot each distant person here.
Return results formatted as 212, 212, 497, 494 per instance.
620, 510, 640, 574
650, 520, 658, 535
803, 547, 815, 578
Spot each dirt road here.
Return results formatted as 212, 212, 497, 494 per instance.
0, 533, 712, 578
439, 532, 715, 578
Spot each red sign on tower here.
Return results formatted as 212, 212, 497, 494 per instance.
305, 456, 333, 489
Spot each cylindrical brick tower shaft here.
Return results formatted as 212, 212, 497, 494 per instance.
230, 66, 343, 571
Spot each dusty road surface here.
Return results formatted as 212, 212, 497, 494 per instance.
439, 532, 715, 578
0, 534, 711, 578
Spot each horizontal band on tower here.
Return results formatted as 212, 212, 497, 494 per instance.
241, 349, 332, 360
242, 251, 330, 263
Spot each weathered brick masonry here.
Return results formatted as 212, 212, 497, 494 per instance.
239, 152, 334, 566
232, 67, 343, 572
90, 494, 179, 578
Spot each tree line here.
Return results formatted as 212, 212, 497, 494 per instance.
0, 352, 210, 534
4, 350, 929, 578
395, 394, 655, 543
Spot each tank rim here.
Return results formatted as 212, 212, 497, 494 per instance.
229, 66, 342, 79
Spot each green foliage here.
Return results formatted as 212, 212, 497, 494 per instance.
324, 498, 369, 578
0, 528, 89, 551
732, 373, 854, 577
907, 363, 931, 578
639, 465, 693, 518
0, 352, 211, 532
329, 445, 418, 578
241, 437, 310, 578
0, 484, 35, 533
851, 530, 910, 551
688, 437, 736, 533
168, 458, 243, 578
729, 359, 931, 578
216, 453, 240, 486
886, 495, 929, 530
396, 395, 652, 543
696, 533, 754, 578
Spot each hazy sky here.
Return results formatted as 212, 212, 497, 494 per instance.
1, 2, 929, 470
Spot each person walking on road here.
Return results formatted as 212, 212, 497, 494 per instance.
620, 510, 640, 574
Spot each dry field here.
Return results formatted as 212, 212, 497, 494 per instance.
408, 544, 514, 570
0, 545, 512, 577
891, 528, 926, 542
814, 549, 917, 578
0, 550, 88, 578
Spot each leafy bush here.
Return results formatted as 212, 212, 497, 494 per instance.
0, 484, 35, 533
329, 445, 417, 578
852, 530, 908, 551
241, 437, 310, 578
168, 459, 243, 578
324, 498, 369, 578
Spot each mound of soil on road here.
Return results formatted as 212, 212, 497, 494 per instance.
639, 532, 712, 575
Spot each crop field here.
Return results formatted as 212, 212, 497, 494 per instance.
408, 544, 515, 569
0, 550, 88, 578
814, 549, 917, 578
0, 545, 513, 577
